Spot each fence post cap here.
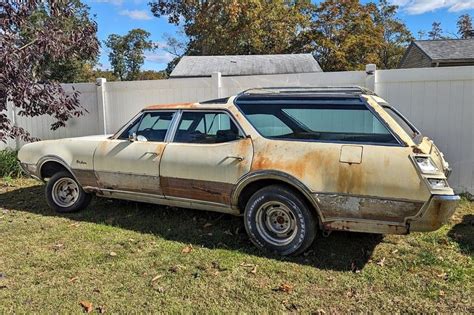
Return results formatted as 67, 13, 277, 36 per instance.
96, 78, 107, 86
366, 64, 376, 74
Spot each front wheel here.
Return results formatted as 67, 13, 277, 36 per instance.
244, 185, 316, 256
45, 171, 92, 213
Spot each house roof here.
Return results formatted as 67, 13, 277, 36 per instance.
170, 54, 322, 77
413, 39, 474, 62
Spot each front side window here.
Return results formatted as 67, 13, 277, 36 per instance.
118, 111, 174, 142
238, 103, 398, 144
174, 111, 243, 144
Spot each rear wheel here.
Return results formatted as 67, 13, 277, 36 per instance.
45, 171, 91, 213
244, 185, 316, 256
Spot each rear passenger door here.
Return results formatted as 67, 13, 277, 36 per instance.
159, 110, 253, 205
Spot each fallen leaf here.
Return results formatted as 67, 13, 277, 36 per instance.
250, 265, 257, 274
79, 301, 93, 313
437, 272, 448, 280
240, 262, 254, 268
203, 222, 213, 228
151, 274, 163, 282
96, 306, 106, 314
377, 257, 386, 267
181, 245, 193, 254
274, 283, 294, 293
69, 276, 79, 283
392, 249, 399, 254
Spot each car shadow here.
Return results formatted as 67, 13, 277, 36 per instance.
448, 214, 473, 256
1, 184, 383, 271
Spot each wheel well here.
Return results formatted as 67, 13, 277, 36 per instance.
237, 179, 319, 218
40, 161, 70, 179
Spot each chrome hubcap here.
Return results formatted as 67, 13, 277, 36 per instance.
256, 201, 298, 246
51, 177, 79, 207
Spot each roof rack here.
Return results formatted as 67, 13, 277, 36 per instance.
239, 86, 376, 96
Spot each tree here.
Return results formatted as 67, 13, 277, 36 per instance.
299, 0, 384, 71
137, 70, 167, 80
457, 14, 473, 39
105, 29, 156, 81
24, 0, 99, 83
0, 0, 99, 143
149, 0, 312, 57
428, 22, 443, 40
373, 0, 413, 69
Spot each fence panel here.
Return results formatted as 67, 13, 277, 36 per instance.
375, 66, 474, 193
103, 78, 214, 133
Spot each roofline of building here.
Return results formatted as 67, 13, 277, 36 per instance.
169, 70, 323, 78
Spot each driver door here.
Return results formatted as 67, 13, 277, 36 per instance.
93, 110, 175, 195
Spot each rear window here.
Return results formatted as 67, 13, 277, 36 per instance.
238, 103, 399, 144
382, 105, 421, 142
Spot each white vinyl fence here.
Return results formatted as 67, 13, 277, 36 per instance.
2, 65, 473, 193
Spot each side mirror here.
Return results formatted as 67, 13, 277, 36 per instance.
129, 132, 137, 142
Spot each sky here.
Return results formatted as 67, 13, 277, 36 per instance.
83, 0, 474, 71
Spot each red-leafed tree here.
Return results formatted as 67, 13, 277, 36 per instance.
0, 0, 99, 143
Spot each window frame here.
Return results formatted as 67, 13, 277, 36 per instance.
113, 110, 178, 142
169, 109, 247, 144
234, 97, 406, 147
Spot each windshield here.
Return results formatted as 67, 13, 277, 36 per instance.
238, 103, 399, 145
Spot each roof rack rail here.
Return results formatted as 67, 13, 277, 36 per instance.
239, 86, 376, 96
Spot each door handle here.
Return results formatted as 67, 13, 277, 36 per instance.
227, 155, 244, 161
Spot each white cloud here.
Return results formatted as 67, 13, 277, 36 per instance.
392, 0, 474, 14
119, 9, 153, 20
145, 51, 175, 64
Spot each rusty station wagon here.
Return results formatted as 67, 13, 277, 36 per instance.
18, 87, 460, 255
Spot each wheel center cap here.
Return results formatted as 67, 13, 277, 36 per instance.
276, 216, 285, 224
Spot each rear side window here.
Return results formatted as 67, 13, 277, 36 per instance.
238, 103, 398, 144
174, 111, 243, 144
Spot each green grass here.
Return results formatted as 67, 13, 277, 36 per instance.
0, 150, 22, 178
1, 178, 473, 313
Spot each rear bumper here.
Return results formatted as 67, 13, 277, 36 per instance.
407, 195, 460, 232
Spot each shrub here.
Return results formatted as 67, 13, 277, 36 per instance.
0, 149, 23, 178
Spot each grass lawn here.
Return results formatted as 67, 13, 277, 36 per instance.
1, 178, 473, 313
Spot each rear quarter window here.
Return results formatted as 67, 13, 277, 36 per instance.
237, 102, 399, 145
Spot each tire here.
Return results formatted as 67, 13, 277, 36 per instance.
45, 171, 92, 213
244, 185, 317, 256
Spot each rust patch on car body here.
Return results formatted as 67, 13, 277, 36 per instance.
72, 169, 98, 187
316, 194, 424, 222
161, 177, 234, 204
145, 102, 197, 110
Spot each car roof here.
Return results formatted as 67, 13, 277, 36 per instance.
143, 86, 374, 110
